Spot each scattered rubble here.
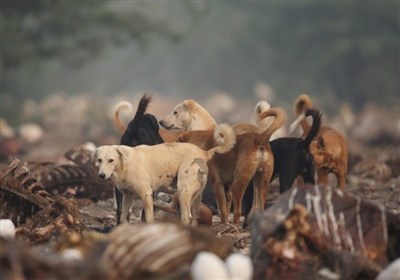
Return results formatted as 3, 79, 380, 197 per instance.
251, 204, 382, 280
250, 184, 400, 279
0, 99, 399, 279
28, 145, 114, 201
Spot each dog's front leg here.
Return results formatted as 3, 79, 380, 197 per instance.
120, 192, 134, 223
141, 190, 155, 222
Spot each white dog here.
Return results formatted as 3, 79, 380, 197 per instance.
159, 99, 217, 131
93, 124, 235, 225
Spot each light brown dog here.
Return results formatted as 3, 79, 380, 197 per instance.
161, 99, 281, 137
113, 101, 181, 142
159, 99, 217, 131
178, 107, 286, 223
93, 123, 235, 226
294, 94, 348, 190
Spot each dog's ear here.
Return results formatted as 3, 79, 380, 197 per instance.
183, 99, 195, 111
116, 147, 128, 161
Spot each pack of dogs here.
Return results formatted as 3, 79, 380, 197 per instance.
92, 93, 349, 227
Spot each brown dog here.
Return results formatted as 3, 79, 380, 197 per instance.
178, 107, 286, 223
294, 94, 348, 190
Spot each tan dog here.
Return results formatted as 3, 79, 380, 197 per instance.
178, 108, 286, 223
114, 101, 181, 142
232, 101, 271, 135
93, 124, 235, 225
293, 94, 348, 190
161, 99, 280, 138
159, 99, 217, 131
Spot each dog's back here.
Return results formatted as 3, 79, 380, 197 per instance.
270, 108, 321, 186
120, 94, 163, 146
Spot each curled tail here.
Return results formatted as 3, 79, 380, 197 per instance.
294, 94, 313, 116
301, 108, 322, 149
259, 107, 287, 142
294, 94, 313, 134
254, 100, 271, 126
113, 93, 152, 134
206, 124, 236, 160
114, 101, 133, 133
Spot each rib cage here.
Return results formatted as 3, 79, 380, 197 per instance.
28, 146, 114, 200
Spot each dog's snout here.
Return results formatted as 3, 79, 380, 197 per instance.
99, 173, 106, 179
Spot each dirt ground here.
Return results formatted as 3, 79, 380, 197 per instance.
1, 96, 399, 279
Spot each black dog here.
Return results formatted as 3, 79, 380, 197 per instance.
243, 108, 322, 226
115, 93, 164, 224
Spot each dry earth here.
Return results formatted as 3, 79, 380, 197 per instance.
1, 95, 399, 279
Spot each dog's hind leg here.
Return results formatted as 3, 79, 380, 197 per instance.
120, 191, 134, 223
316, 168, 329, 187
225, 187, 233, 217
335, 167, 346, 191
178, 159, 208, 225
190, 190, 203, 226
253, 170, 272, 210
231, 172, 256, 224
136, 188, 155, 223
209, 174, 229, 223
279, 158, 301, 193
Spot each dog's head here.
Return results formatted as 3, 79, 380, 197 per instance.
92, 145, 128, 180
159, 100, 196, 130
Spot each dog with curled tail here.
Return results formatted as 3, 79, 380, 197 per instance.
294, 94, 348, 190
92, 124, 235, 226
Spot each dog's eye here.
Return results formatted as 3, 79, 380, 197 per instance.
108, 159, 114, 163
173, 111, 177, 115
98, 159, 102, 163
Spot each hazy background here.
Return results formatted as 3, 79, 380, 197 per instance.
1, 1, 399, 157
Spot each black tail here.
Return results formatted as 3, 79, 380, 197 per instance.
120, 93, 152, 146
302, 108, 322, 149
131, 93, 152, 129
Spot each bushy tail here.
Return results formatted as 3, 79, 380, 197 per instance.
206, 124, 236, 160
293, 94, 313, 135
113, 93, 152, 134
294, 94, 313, 116
130, 93, 152, 130
254, 100, 271, 126
301, 108, 322, 149
259, 107, 287, 143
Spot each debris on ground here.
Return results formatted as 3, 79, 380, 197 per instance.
251, 204, 383, 280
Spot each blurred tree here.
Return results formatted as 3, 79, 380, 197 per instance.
1, 0, 208, 124
238, 1, 399, 109
1, 1, 207, 70
1, 0, 398, 117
